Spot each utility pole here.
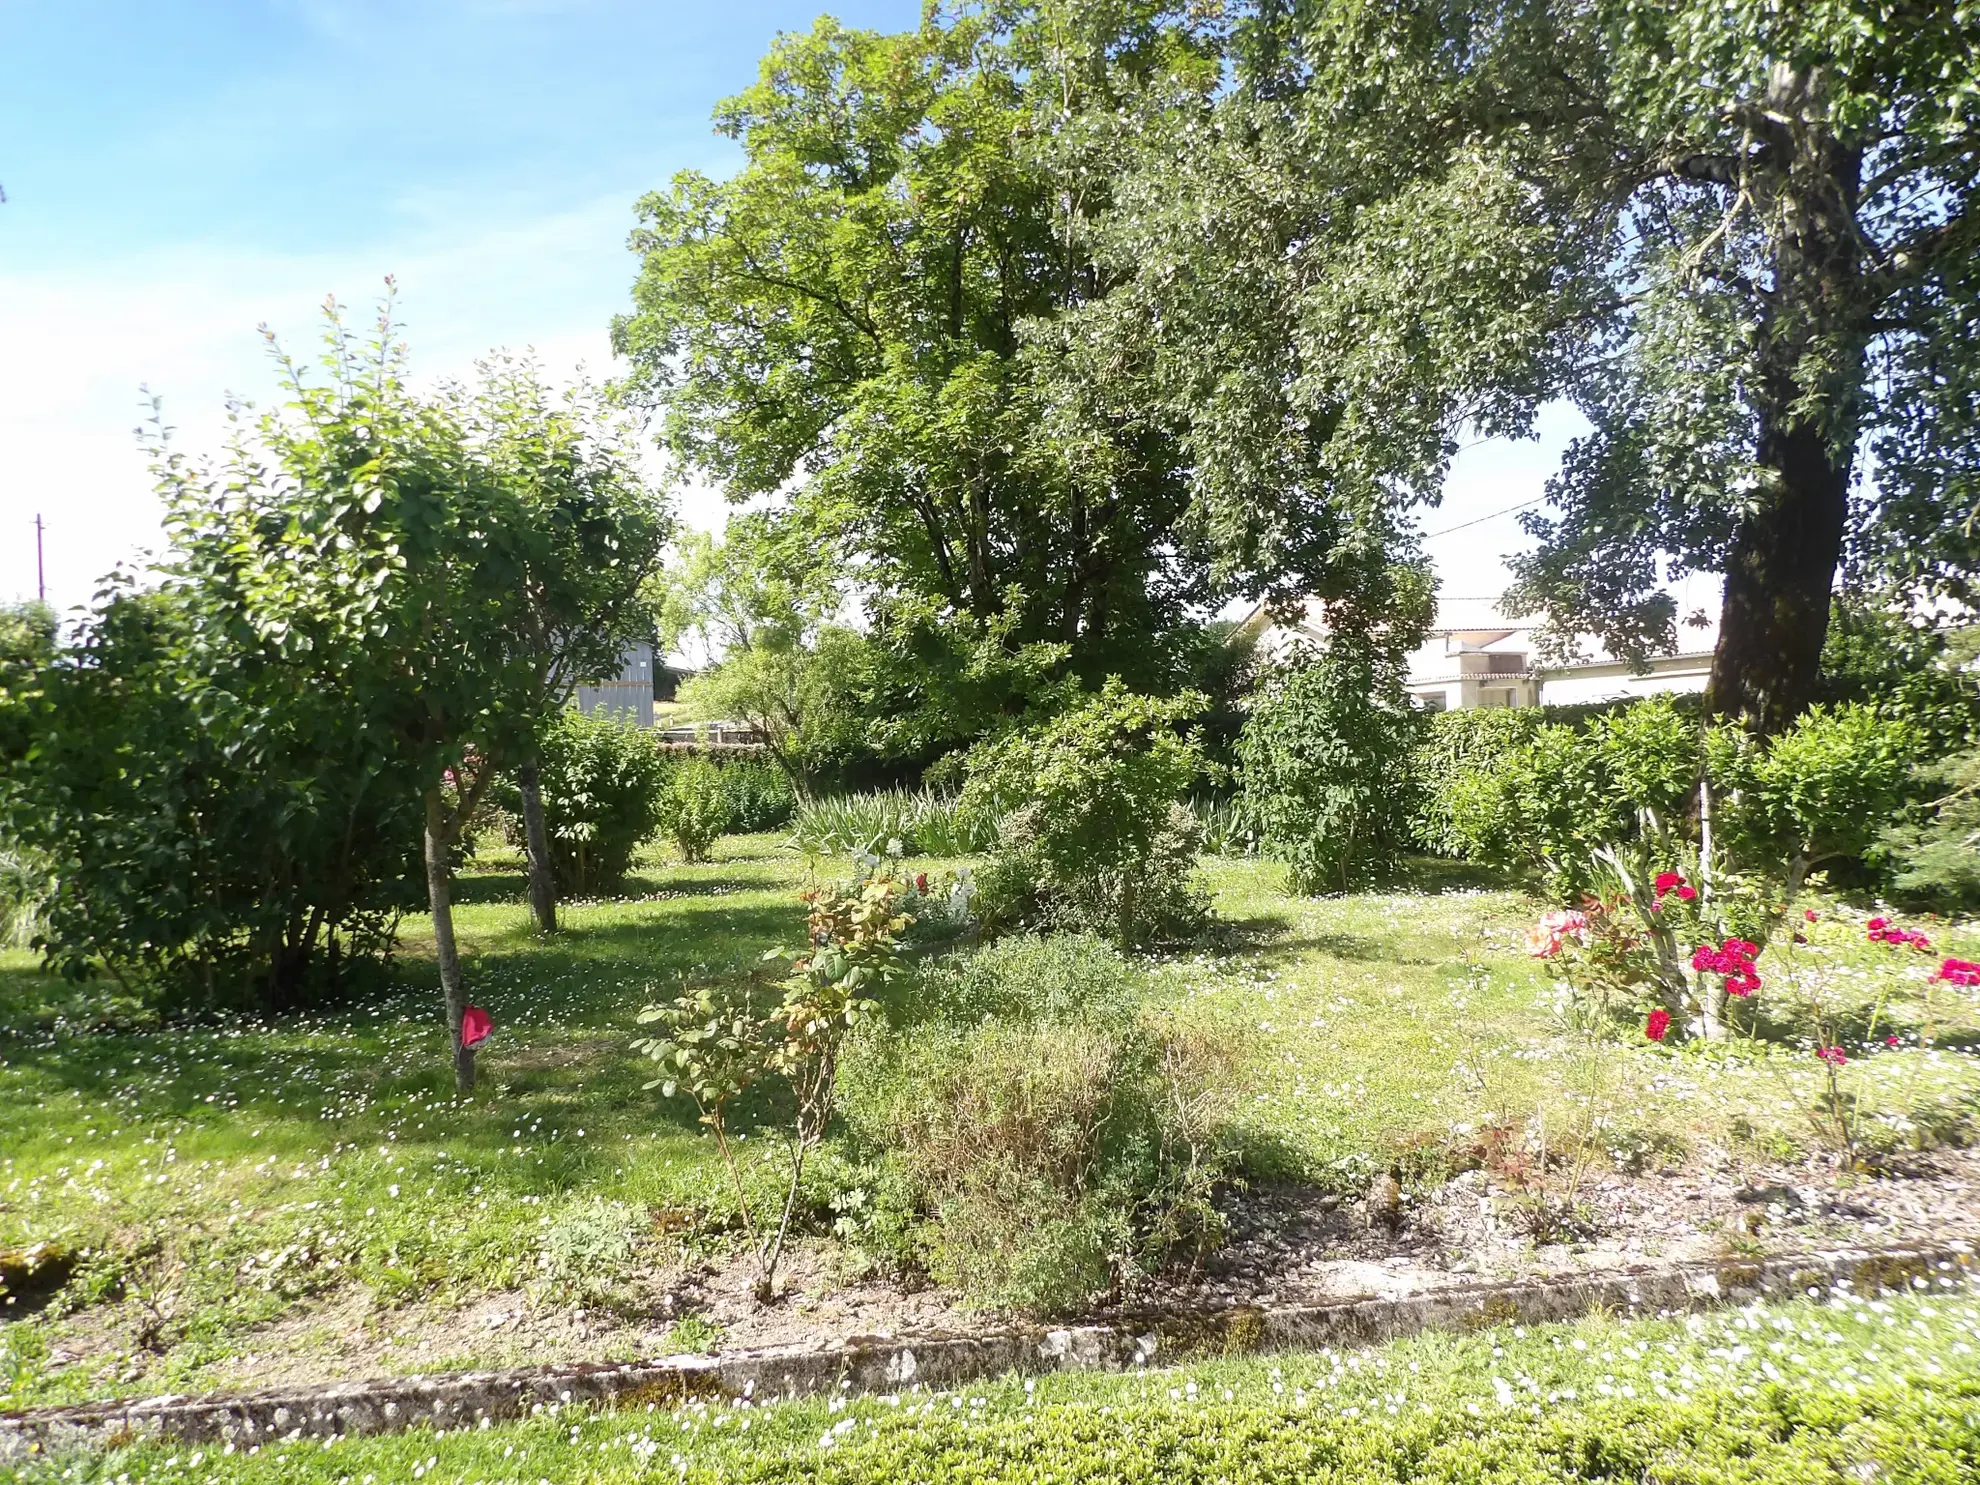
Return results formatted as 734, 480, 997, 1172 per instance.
35, 514, 46, 603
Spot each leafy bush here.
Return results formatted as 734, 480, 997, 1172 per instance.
654, 756, 737, 864
530, 706, 670, 891
961, 681, 1208, 946
841, 936, 1235, 1314
1453, 695, 1708, 897
716, 756, 796, 832
1408, 708, 1544, 857
788, 787, 1000, 859
1237, 637, 1423, 893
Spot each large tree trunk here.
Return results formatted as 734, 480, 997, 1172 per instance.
1704, 71, 1864, 736
423, 788, 476, 1094
1704, 419, 1851, 735
516, 759, 559, 934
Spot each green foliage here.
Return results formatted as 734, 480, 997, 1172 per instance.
962, 681, 1208, 946
911, 932, 1142, 1028
841, 936, 1233, 1315
636, 875, 908, 1297
787, 787, 999, 860
1455, 696, 1705, 898
525, 707, 669, 893
1409, 708, 1545, 858
1073, 1, 1980, 730
714, 756, 796, 833
535, 1197, 642, 1312
1456, 695, 1926, 901
1880, 748, 1980, 911
1718, 703, 1922, 868
654, 757, 737, 866
0, 305, 667, 1021
614, 7, 1361, 697
1818, 599, 1980, 753
1238, 633, 1425, 894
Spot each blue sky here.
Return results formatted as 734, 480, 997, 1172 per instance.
0, 1, 1679, 618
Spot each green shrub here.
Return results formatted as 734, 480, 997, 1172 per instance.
1456, 695, 1705, 897
717, 756, 796, 832
1408, 708, 1544, 857
961, 680, 1208, 946
1237, 638, 1423, 893
536, 1197, 642, 1312
530, 706, 670, 892
655, 756, 737, 863
1458, 695, 1926, 900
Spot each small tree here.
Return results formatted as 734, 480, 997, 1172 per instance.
634, 874, 907, 1300
524, 706, 669, 893
962, 680, 1207, 947
1238, 632, 1424, 895
248, 296, 667, 1088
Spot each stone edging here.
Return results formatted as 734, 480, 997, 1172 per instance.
3, 1241, 1971, 1462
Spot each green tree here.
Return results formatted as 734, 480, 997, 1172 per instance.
1237, 580, 1432, 893
1077, 0, 1980, 734
180, 298, 663, 1085
614, 5, 1361, 693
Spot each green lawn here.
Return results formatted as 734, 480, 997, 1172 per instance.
3, 839, 1977, 1410
16, 1282, 1980, 1483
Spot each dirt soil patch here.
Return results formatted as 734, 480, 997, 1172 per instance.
38, 1147, 1980, 1403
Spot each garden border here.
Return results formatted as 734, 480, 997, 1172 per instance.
3, 1240, 1971, 1462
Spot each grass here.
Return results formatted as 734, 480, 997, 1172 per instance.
2, 838, 1978, 1412
16, 1279, 1980, 1481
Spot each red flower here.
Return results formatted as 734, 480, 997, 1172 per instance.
915, 873, 929, 895
460, 1004, 492, 1049
1937, 958, 1980, 988
1804, 909, 1819, 923
1674, 884, 1697, 902
1868, 917, 1889, 932
1887, 1035, 1901, 1046
1654, 871, 1684, 899
1816, 1046, 1848, 1068
1644, 1009, 1671, 1042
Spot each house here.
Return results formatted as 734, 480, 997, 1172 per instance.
1239, 598, 1718, 711
572, 642, 697, 728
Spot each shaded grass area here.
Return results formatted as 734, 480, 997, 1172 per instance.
19, 1283, 1980, 1483
3, 842, 1978, 1411
0, 836, 815, 1405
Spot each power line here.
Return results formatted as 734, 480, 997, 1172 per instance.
1419, 495, 1548, 539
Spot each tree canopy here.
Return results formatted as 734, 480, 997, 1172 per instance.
1061, 0, 1980, 732
614, 3, 1406, 694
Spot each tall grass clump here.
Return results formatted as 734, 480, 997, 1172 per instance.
0, 842, 48, 949
789, 787, 999, 858
840, 934, 1238, 1314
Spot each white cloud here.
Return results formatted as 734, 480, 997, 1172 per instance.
0, 190, 728, 608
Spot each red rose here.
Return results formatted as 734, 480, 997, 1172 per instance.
1645, 1009, 1671, 1042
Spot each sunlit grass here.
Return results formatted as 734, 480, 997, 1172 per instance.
2, 840, 1976, 1410
22, 1279, 1980, 1483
